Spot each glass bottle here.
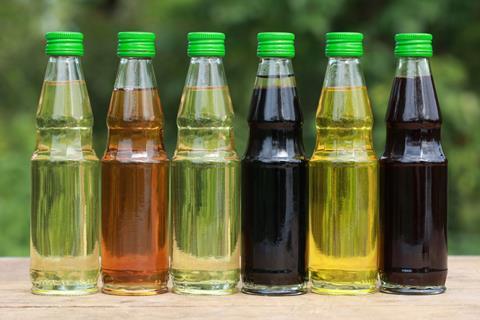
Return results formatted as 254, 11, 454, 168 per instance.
308, 32, 378, 295
101, 32, 169, 295
171, 32, 240, 295
380, 33, 447, 295
30, 32, 100, 295
242, 33, 307, 295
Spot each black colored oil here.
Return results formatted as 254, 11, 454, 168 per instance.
242, 78, 307, 291
380, 75, 448, 288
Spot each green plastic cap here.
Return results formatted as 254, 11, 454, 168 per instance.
325, 32, 364, 57
188, 32, 225, 57
257, 32, 295, 58
395, 33, 433, 57
117, 32, 156, 58
45, 32, 84, 56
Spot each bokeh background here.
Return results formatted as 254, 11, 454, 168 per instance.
0, 0, 479, 256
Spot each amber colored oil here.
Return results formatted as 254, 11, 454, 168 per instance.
101, 88, 169, 295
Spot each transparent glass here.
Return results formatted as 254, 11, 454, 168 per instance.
171, 57, 240, 295
30, 56, 100, 295
380, 57, 447, 295
242, 58, 307, 295
101, 58, 169, 295
308, 57, 378, 295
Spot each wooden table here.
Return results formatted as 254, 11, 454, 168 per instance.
1, 257, 478, 319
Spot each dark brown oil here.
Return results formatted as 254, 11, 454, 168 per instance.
380, 75, 448, 288
242, 79, 307, 294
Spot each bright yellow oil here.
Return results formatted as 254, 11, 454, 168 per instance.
308, 86, 378, 295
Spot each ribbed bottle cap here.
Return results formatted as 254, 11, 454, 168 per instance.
395, 33, 433, 57
257, 32, 295, 58
117, 32, 156, 58
45, 32, 84, 56
188, 32, 225, 57
325, 32, 364, 57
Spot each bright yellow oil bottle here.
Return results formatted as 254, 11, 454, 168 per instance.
308, 33, 378, 295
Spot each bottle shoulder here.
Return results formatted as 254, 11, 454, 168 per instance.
243, 156, 307, 164
244, 125, 306, 160
36, 116, 94, 128
380, 156, 447, 164
385, 121, 441, 128
103, 132, 167, 162
177, 116, 234, 128
381, 145, 447, 162
107, 119, 164, 129
248, 120, 303, 129
310, 150, 377, 163
382, 124, 446, 161
102, 155, 169, 163
32, 150, 99, 162
172, 150, 240, 163
34, 124, 97, 161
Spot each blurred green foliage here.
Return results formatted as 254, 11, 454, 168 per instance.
0, 0, 479, 256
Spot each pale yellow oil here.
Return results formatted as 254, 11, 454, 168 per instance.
308, 86, 378, 295
171, 85, 240, 295
31, 80, 100, 295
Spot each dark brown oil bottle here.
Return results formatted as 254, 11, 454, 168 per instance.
380, 34, 447, 295
241, 33, 307, 296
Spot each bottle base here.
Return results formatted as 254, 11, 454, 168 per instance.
102, 284, 168, 296
310, 269, 378, 295
311, 281, 377, 295
380, 281, 446, 295
32, 285, 98, 296
172, 283, 238, 296
171, 268, 239, 296
31, 268, 99, 296
101, 269, 169, 296
241, 282, 307, 296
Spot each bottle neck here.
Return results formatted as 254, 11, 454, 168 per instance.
44, 56, 84, 82
104, 57, 166, 161
114, 57, 157, 89
244, 58, 305, 160
382, 57, 444, 161
256, 57, 294, 78
395, 57, 431, 78
253, 57, 296, 89
185, 56, 227, 87
109, 57, 162, 126
38, 56, 90, 122
323, 57, 365, 88
34, 56, 95, 160
249, 58, 301, 122
387, 56, 440, 123
251, 58, 299, 121
175, 56, 236, 156
313, 57, 374, 158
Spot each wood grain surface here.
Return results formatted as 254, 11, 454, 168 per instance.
0, 257, 478, 319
